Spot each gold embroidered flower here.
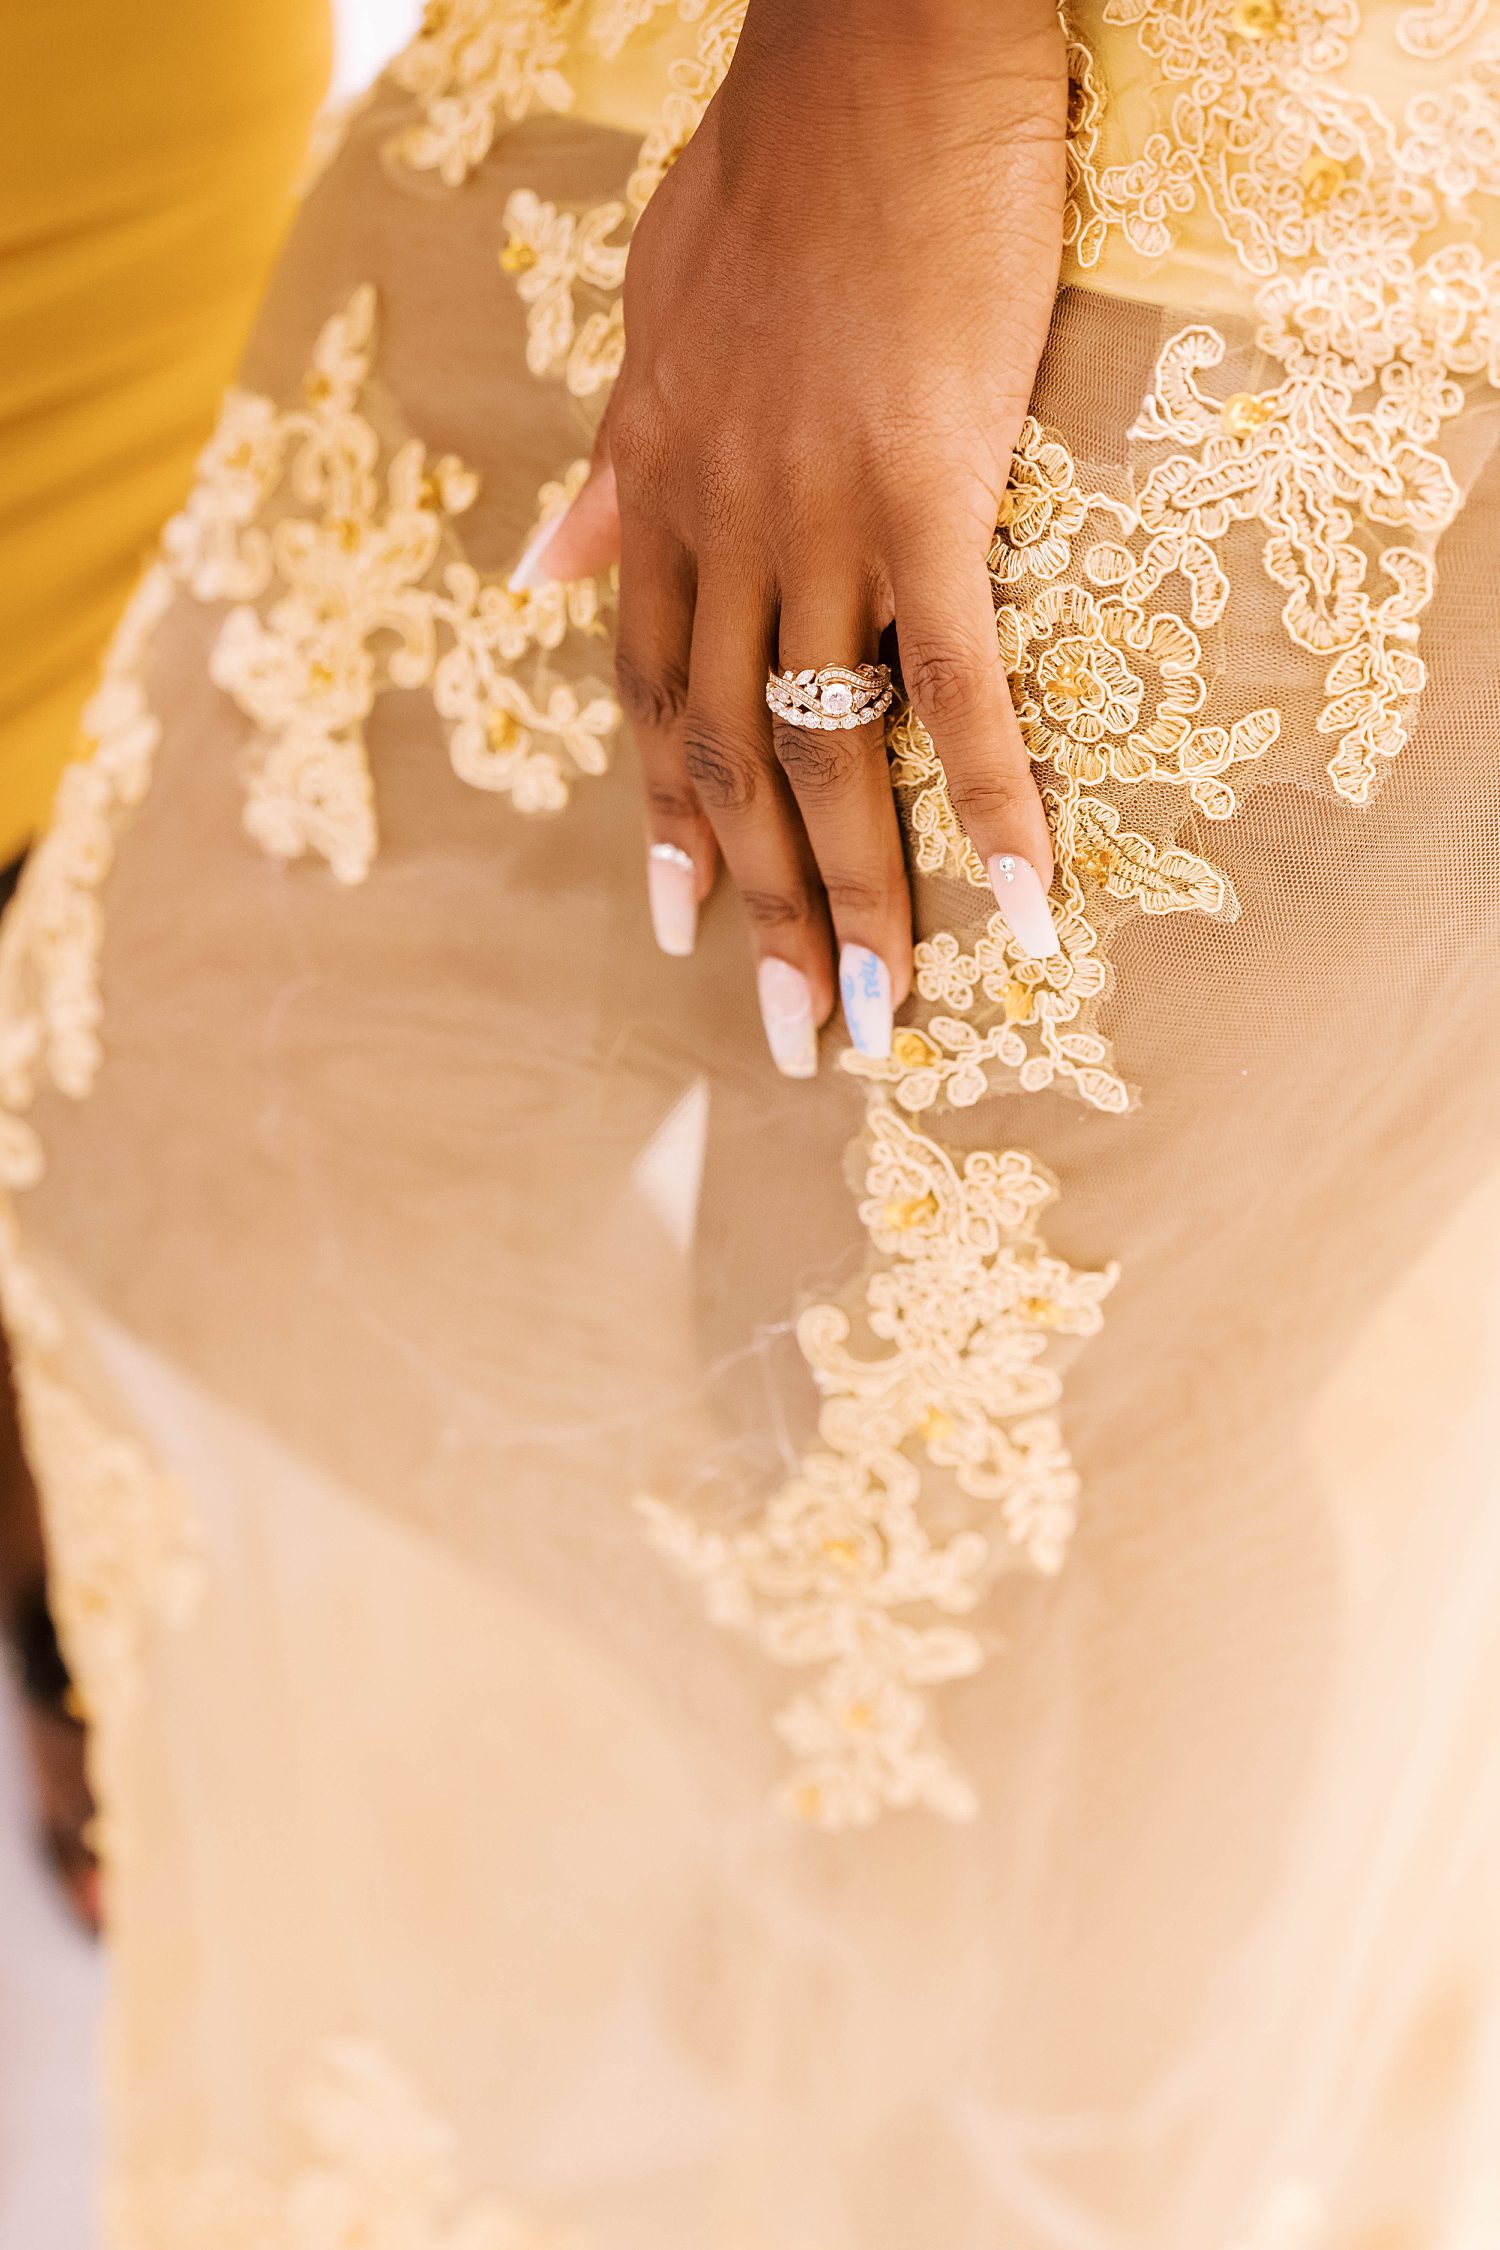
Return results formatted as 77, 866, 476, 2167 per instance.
1248, 95, 1427, 271
0, 567, 171, 1129
392, 0, 576, 186
1073, 0, 1500, 830
111, 2039, 568, 2249
887, 705, 987, 886
845, 882, 1129, 1116
1034, 633, 1145, 747
1003, 582, 1210, 793
176, 295, 620, 874
774, 1648, 980, 1830
207, 421, 471, 883
990, 416, 1092, 584
499, 188, 629, 382
1095, 0, 1363, 273
640, 1109, 1116, 1827
162, 393, 288, 601
1051, 789, 1232, 918
1402, 49, 1500, 202
1130, 315, 1460, 799
1318, 550, 1431, 798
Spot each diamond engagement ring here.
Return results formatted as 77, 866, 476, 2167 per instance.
765, 662, 894, 731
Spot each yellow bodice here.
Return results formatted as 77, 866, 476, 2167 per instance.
0, 0, 330, 865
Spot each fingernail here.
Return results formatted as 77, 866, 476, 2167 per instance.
757, 957, 818, 1079
508, 517, 561, 592
839, 944, 893, 1060
646, 842, 697, 958
987, 854, 1062, 960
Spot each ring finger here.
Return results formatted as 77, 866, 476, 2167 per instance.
683, 570, 837, 1078
773, 580, 910, 1062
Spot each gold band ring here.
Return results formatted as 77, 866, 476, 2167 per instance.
765, 662, 893, 731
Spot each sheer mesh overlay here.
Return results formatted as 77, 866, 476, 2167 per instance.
1, 4, 1499, 2246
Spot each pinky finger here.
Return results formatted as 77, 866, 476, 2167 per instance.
616, 520, 719, 958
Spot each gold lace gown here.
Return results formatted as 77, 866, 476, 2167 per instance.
4, 3, 1500, 2244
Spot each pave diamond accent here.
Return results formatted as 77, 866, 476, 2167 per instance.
766, 662, 894, 733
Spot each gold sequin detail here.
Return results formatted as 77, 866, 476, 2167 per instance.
1299, 151, 1347, 204
1221, 392, 1277, 437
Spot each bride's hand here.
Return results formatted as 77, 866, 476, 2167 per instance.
517, 0, 1068, 1075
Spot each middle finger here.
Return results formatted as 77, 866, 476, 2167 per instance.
682, 569, 837, 1078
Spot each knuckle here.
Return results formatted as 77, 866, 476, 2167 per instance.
609, 389, 668, 489
740, 885, 817, 934
771, 718, 864, 793
823, 869, 897, 920
682, 720, 761, 812
948, 776, 1029, 830
903, 641, 986, 728
615, 646, 688, 733
644, 781, 701, 826
694, 437, 750, 543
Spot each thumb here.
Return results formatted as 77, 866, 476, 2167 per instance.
509, 425, 620, 591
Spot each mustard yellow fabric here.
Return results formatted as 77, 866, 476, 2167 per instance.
0, 0, 330, 867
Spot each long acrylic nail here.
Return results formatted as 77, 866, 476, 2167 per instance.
839, 944, 893, 1060
987, 854, 1062, 960
646, 842, 698, 958
508, 517, 562, 593
757, 958, 818, 1079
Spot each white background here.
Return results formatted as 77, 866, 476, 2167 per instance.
331, 0, 423, 98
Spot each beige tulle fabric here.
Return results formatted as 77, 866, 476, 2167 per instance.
3, 2, 1500, 2243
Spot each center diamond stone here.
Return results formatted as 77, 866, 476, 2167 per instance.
821, 680, 854, 715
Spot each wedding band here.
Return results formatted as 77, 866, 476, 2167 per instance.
766, 662, 893, 731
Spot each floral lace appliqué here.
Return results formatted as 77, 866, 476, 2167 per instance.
3, 1286, 202, 1868
641, 1108, 1116, 1831
1068, 0, 1500, 806
491, 1, 746, 396
500, 187, 629, 398
588, 0, 709, 57
0, 565, 201, 1866
109, 2039, 572, 2250
170, 288, 618, 876
391, 0, 577, 186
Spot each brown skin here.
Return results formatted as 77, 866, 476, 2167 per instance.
540, 0, 1068, 1023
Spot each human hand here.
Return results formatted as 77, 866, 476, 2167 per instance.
516, 0, 1068, 1074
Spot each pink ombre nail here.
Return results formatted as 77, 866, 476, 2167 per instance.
508, 518, 562, 592
647, 843, 698, 958
987, 854, 1062, 960
757, 958, 818, 1080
